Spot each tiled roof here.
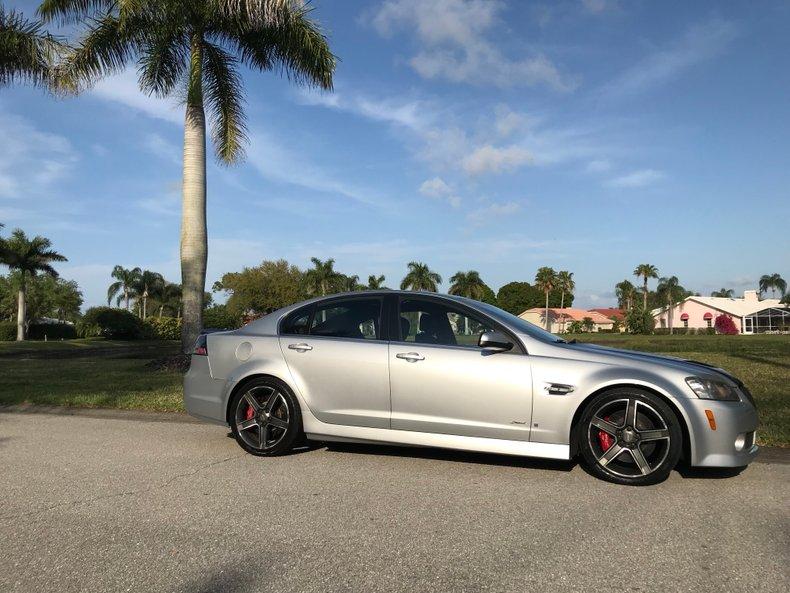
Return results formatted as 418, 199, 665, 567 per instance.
589, 308, 625, 320
520, 308, 614, 324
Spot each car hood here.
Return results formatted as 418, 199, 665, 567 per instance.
558, 342, 734, 382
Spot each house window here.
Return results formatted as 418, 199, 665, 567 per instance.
683, 319, 689, 328
706, 319, 712, 328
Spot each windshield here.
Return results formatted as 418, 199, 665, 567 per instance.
466, 299, 567, 344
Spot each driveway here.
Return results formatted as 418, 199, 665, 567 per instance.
1, 411, 788, 593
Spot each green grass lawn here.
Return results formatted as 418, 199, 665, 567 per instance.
0, 334, 787, 446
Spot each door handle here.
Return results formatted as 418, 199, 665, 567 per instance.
288, 343, 313, 352
396, 352, 424, 362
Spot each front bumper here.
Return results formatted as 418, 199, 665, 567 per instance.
684, 399, 759, 467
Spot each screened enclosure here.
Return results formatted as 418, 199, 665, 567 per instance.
743, 307, 790, 334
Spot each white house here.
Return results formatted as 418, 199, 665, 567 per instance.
652, 290, 784, 334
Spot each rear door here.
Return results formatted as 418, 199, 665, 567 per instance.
280, 296, 391, 429
389, 296, 533, 441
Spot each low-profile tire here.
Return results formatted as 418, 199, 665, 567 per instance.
229, 377, 303, 456
577, 388, 683, 486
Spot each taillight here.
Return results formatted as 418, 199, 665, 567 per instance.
193, 334, 208, 356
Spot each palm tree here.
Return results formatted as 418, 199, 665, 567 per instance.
0, 229, 66, 340
153, 282, 182, 318
556, 270, 575, 333
107, 265, 141, 310
367, 274, 386, 290
0, 4, 65, 88
41, 1, 336, 352
339, 274, 362, 292
656, 276, 685, 334
449, 270, 486, 334
304, 258, 341, 296
759, 273, 786, 298
133, 270, 165, 319
448, 270, 485, 300
400, 262, 441, 292
711, 288, 734, 298
615, 279, 637, 311
534, 266, 557, 331
633, 264, 659, 310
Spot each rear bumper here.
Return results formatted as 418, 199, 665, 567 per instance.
684, 399, 759, 467
183, 356, 228, 425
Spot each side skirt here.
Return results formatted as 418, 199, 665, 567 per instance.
302, 409, 570, 461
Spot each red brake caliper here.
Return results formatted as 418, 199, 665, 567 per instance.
597, 416, 614, 451
244, 404, 255, 421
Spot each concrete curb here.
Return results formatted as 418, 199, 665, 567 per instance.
0, 404, 200, 424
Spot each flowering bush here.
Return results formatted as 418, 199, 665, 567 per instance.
144, 316, 181, 340
714, 314, 738, 335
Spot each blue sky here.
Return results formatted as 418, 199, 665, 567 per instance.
2, 0, 789, 309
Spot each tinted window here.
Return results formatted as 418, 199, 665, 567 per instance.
399, 299, 494, 348
310, 298, 382, 340
280, 307, 312, 335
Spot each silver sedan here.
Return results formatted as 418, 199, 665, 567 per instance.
184, 291, 759, 485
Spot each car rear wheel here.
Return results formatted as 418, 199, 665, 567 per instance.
578, 388, 682, 486
229, 377, 303, 456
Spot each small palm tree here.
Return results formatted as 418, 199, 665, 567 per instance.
305, 258, 341, 296
615, 279, 637, 311
759, 273, 786, 298
340, 274, 362, 292
107, 265, 141, 310
448, 270, 485, 300
0, 228, 66, 340
400, 262, 442, 292
534, 266, 557, 331
556, 270, 575, 332
133, 270, 165, 319
633, 264, 659, 310
367, 274, 386, 290
153, 282, 182, 318
657, 276, 685, 334
41, 0, 336, 352
711, 288, 734, 298
0, 4, 65, 88
581, 317, 595, 333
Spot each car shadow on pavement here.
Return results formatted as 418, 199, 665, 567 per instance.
674, 463, 747, 480
177, 566, 258, 593
319, 441, 578, 472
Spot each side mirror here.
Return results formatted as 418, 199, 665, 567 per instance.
478, 330, 513, 352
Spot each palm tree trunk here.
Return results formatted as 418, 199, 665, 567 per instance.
180, 35, 208, 353
142, 295, 147, 319
643, 278, 648, 309
124, 290, 130, 311
668, 298, 673, 334
560, 291, 565, 333
16, 283, 26, 341
544, 291, 550, 331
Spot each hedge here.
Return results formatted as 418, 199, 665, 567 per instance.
144, 316, 181, 340
77, 307, 145, 339
27, 323, 77, 340
0, 321, 16, 341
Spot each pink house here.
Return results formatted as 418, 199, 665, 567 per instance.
652, 290, 783, 334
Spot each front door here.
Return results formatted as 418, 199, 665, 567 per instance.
389, 297, 533, 441
280, 296, 390, 429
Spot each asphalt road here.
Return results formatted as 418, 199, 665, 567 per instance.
1, 412, 788, 593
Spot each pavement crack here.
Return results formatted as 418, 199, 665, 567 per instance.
1, 454, 246, 521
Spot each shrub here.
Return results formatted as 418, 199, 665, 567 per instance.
27, 323, 77, 340
714, 314, 739, 335
0, 321, 16, 341
625, 307, 655, 334
144, 316, 181, 340
203, 305, 242, 330
77, 307, 145, 339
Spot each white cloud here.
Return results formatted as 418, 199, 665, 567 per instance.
494, 105, 530, 138
462, 144, 532, 175
299, 90, 431, 132
0, 111, 76, 200
586, 159, 612, 173
606, 169, 664, 188
144, 133, 181, 165
367, 0, 575, 91
92, 69, 183, 124
466, 200, 521, 225
418, 176, 461, 207
600, 19, 737, 98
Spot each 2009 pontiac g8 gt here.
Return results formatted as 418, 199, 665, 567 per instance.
185, 291, 758, 485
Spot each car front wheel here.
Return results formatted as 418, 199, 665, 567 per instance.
578, 388, 683, 486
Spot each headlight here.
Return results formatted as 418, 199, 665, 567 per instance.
685, 376, 740, 401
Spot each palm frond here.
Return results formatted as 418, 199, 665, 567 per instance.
37, 0, 115, 24
202, 40, 248, 164
0, 5, 68, 88
138, 26, 188, 98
